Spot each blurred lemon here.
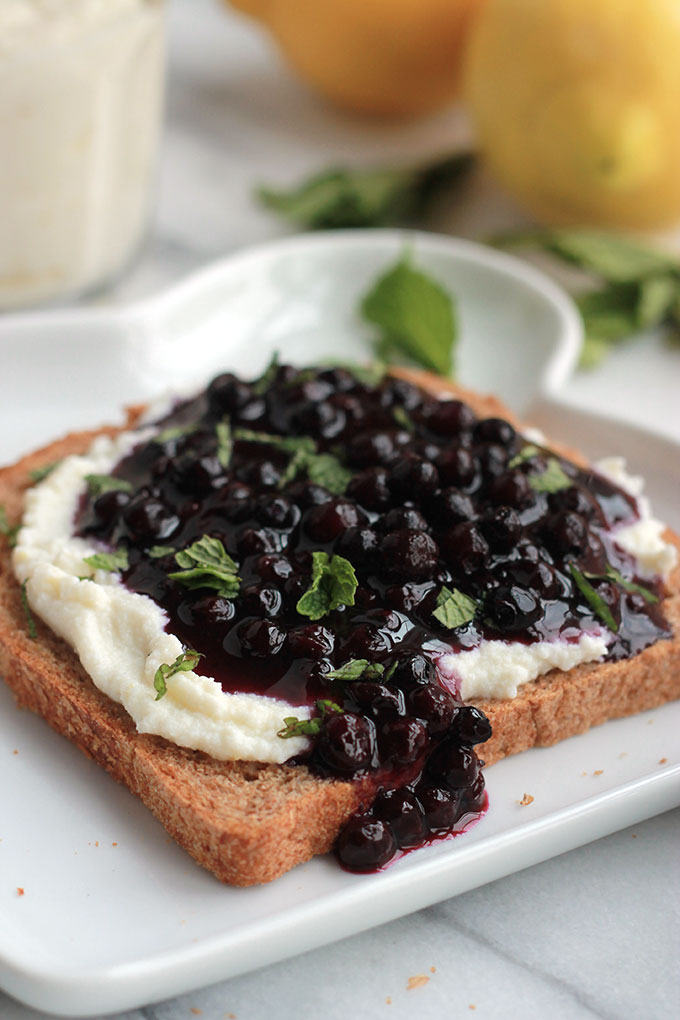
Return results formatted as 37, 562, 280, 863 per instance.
465, 0, 680, 229
229, 0, 482, 117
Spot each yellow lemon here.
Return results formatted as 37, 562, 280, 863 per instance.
465, 0, 680, 229
229, 0, 482, 117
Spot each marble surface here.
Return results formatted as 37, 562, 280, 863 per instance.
1, 1, 679, 1017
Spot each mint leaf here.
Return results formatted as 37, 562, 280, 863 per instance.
257, 153, 474, 230
579, 336, 614, 370
153, 648, 203, 701
20, 580, 37, 640
325, 659, 386, 682
508, 444, 540, 469
304, 452, 351, 495
576, 284, 640, 341
154, 423, 197, 445
433, 586, 478, 628
637, 274, 678, 329
0, 505, 19, 548
584, 565, 659, 606
277, 699, 344, 739
169, 536, 241, 598
361, 254, 457, 377
529, 458, 571, 493
296, 552, 358, 621
252, 352, 280, 395
85, 474, 133, 497
83, 549, 129, 573
148, 545, 175, 559
29, 462, 59, 484
546, 230, 678, 283
216, 418, 233, 469
234, 428, 316, 456
569, 564, 618, 632
392, 406, 415, 433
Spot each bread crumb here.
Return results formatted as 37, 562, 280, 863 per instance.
618, 752, 627, 759
385, 997, 392, 1005
406, 975, 430, 990
94, 840, 99, 847
469, 1006, 477, 1011
593, 770, 603, 776
190, 1011, 202, 1016
519, 793, 534, 806
12, 749, 18, 755
430, 965, 436, 973
631, 833, 637, 838
581, 771, 588, 776
659, 758, 667, 764
16, 887, 24, 896
112, 842, 118, 846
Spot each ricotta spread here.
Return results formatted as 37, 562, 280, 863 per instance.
12, 425, 675, 763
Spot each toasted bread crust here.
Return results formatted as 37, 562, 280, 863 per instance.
1, 379, 678, 883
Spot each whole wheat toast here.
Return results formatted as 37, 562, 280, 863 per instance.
1, 375, 678, 885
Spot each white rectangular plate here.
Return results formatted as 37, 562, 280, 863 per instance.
1, 234, 678, 1017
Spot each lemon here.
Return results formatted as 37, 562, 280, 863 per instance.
465, 0, 680, 229
228, 0, 482, 117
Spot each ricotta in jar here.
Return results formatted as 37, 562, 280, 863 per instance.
0, 0, 165, 309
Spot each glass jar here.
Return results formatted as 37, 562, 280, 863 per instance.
0, 0, 166, 310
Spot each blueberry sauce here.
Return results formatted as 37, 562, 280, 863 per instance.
74, 363, 671, 871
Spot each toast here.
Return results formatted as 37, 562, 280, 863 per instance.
1, 372, 678, 885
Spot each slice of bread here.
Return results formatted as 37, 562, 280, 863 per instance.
1, 377, 678, 884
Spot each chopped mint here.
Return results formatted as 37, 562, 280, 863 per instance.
29, 462, 60, 484
325, 659, 386, 682
20, 581, 37, 640
529, 458, 571, 493
508, 444, 540, 469
361, 253, 457, 377
569, 564, 618, 632
296, 552, 358, 621
304, 451, 351, 495
83, 549, 129, 574
252, 352, 280, 395
148, 545, 176, 559
169, 536, 241, 598
154, 423, 197, 445
322, 360, 387, 388
392, 405, 415, 433
233, 428, 316, 456
277, 699, 344, 739
84, 474, 133, 497
433, 586, 478, 629
0, 506, 19, 548
584, 565, 659, 606
153, 649, 203, 701
216, 418, 233, 469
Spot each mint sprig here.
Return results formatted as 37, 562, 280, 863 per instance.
296, 552, 358, 621
278, 699, 344, 739
169, 536, 240, 598
361, 253, 457, 377
252, 352, 280, 396
29, 462, 60, 484
153, 649, 203, 701
493, 228, 680, 369
83, 549, 129, 574
584, 565, 659, 606
433, 586, 478, 629
257, 153, 474, 230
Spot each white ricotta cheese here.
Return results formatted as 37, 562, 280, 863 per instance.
437, 632, 609, 702
595, 457, 677, 580
12, 432, 311, 764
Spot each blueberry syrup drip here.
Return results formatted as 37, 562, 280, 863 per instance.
74, 364, 671, 871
